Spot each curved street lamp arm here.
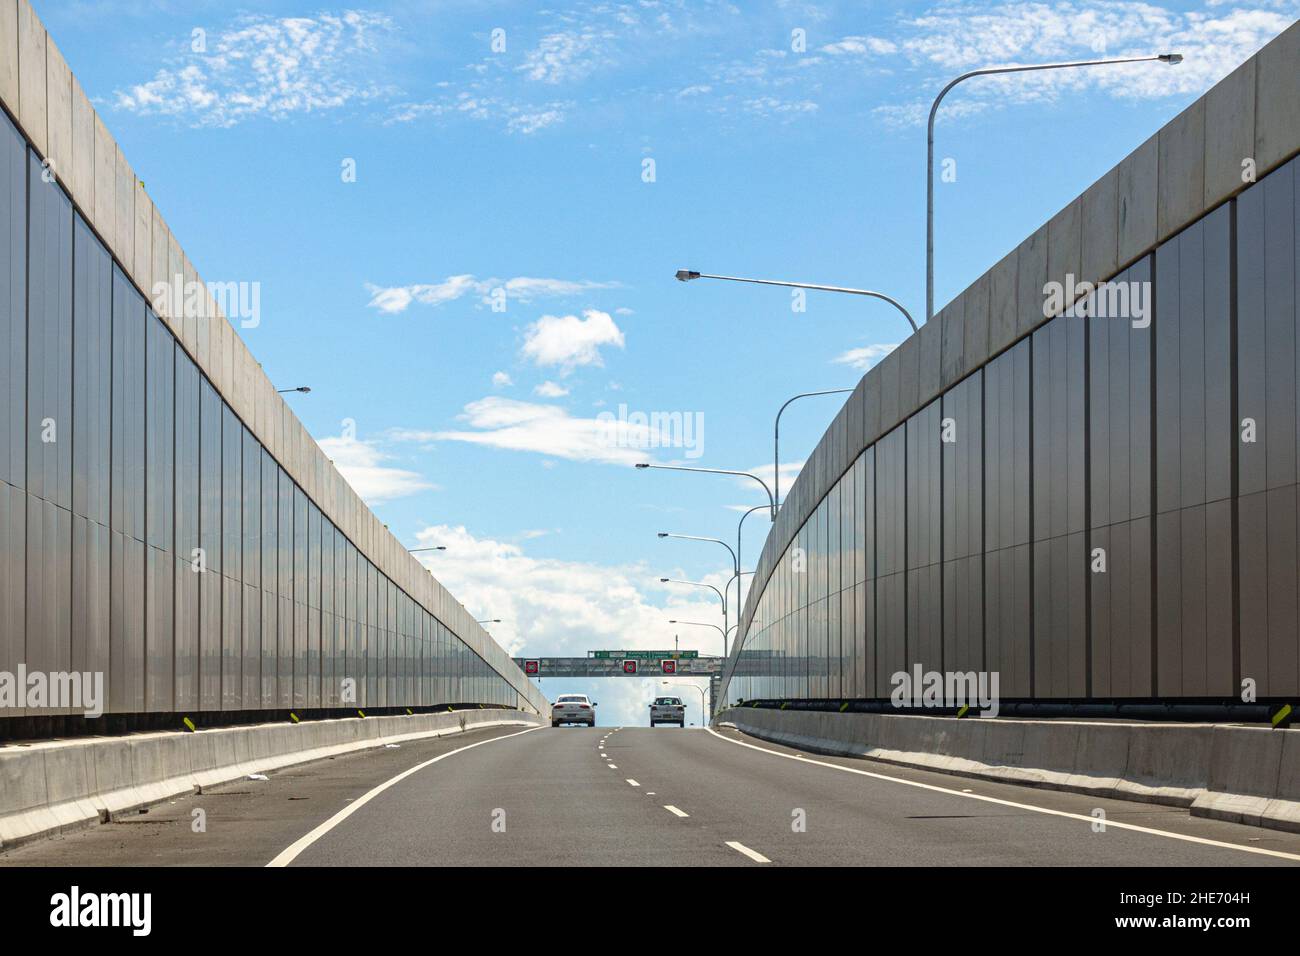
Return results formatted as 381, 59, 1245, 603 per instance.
774, 389, 855, 510
691, 273, 917, 332
640, 463, 775, 519
926, 53, 1180, 322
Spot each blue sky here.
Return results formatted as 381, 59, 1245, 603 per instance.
35, 0, 1297, 726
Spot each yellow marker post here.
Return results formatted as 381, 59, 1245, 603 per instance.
182, 717, 196, 732
290, 712, 299, 723
1273, 703, 1293, 728
839, 701, 849, 713
357, 710, 365, 719
957, 705, 970, 719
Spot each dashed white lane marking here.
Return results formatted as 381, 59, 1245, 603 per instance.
705, 728, 1300, 863
725, 841, 771, 863
664, 805, 689, 818
600, 753, 608, 757
267, 726, 543, 867
646, 792, 656, 796
608, 763, 618, 769
626, 779, 640, 787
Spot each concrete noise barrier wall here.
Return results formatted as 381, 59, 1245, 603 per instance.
0, 709, 543, 849
716, 707, 1300, 833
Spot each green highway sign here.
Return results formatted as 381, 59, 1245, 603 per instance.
590, 650, 699, 660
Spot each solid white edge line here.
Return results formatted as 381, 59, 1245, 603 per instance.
664, 805, 689, 817
725, 840, 771, 863
705, 727, 1300, 863
266, 726, 543, 867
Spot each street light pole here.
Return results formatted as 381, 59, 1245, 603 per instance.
774, 389, 854, 510
636, 462, 776, 521
675, 270, 917, 332
663, 679, 708, 724
658, 533, 740, 653
668, 619, 728, 657
660, 577, 727, 629
926, 52, 1183, 322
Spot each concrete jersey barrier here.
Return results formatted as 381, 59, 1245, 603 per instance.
716, 708, 1300, 833
0, 709, 543, 850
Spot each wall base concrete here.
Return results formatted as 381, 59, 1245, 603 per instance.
715, 707, 1300, 834
0, 709, 543, 850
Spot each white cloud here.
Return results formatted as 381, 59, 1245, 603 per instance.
867, 2, 1298, 126
534, 380, 570, 398
518, 30, 616, 84
386, 92, 574, 133
821, 35, 898, 55
395, 395, 686, 466
492, 371, 513, 388
745, 460, 806, 500
520, 309, 625, 374
832, 342, 899, 370
317, 432, 435, 504
365, 275, 618, 315
409, 524, 727, 724
744, 96, 820, 118
115, 11, 395, 126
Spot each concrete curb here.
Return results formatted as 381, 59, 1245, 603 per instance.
715, 708, 1300, 834
0, 709, 543, 850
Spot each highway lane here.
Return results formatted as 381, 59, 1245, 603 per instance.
4, 723, 1300, 866
283, 724, 1300, 867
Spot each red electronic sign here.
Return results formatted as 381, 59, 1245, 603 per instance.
622, 659, 638, 674
661, 659, 677, 675
524, 660, 539, 675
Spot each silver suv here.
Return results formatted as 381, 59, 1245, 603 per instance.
650, 696, 685, 727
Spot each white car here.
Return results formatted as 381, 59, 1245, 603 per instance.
551, 694, 597, 727
650, 696, 686, 727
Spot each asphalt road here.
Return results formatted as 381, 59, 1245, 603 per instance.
4, 723, 1300, 867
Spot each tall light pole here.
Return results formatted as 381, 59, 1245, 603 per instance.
408, 545, 447, 554
276, 386, 312, 394
926, 52, 1183, 322
663, 679, 708, 724
774, 389, 854, 510
636, 462, 776, 521
675, 270, 917, 332
659, 531, 740, 654
669, 619, 728, 657
660, 577, 727, 624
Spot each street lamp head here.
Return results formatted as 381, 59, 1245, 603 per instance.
675, 269, 701, 282
634, 462, 650, 469
668, 619, 678, 624
656, 532, 669, 538
1158, 52, 1183, 64
659, 577, 669, 582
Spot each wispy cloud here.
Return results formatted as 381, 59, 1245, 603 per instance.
394, 395, 680, 466
386, 92, 574, 134
365, 275, 620, 315
833, 342, 898, 370
317, 431, 434, 504
114, 11, 395, 126
858, 2, 1298, 127
518, 30, 618, 84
